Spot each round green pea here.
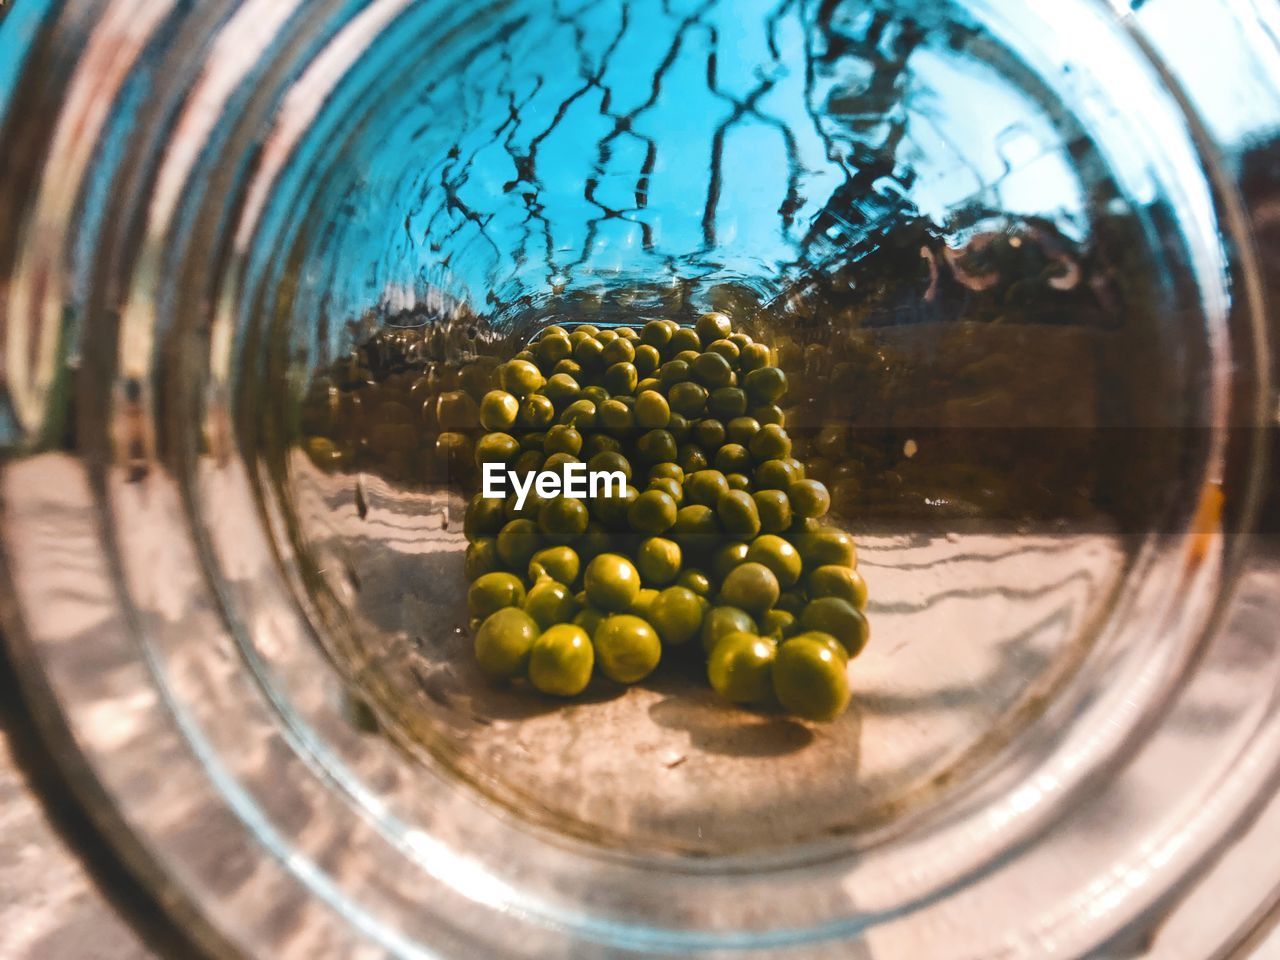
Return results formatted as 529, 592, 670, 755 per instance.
726, 416, 761, 445
714, 443, 752, 474
543, 452, 580, 473
796, 526, 858, 568
648, 477, 684, 505
602, 337, 635, 366
474, 608, 539, 680
739, 342, 772, 371
789, 479, 832, 519
701, 605, 757, 655
588, 450, 633, 482
636, 537, 682, 585
496, 519, 544, 569
755, 489, 793, 533
686, 469, 730, 507
475, 432, 519, 466
465, 537, 502, 581
677, 569, 713, 597
633, 344, 661, 376
707, 387, 748, 420
749, 423, 792, 461
480, 390, 520, 431
717, 489, 761, 539
584, 553, 642, 612
604, 361, 639, 395
542, 372, 581, 405
692, 351, 734, 388
642, 319, 673, 348
524, 577, 580, 629
628, 488, 678, 534
706, 338, 739, 361
708, 632, 776, 703
719, 562, 780, 616
519, 393, 556, 428
650, 462, 684, 483
534, 333, 573, 367
693, 418, 727, 450
592, 483, 638, 530
574, 336, 605, 370
696, 311, 733, 345
658, 359, 691, 389
648, 587, 705, 646
711, 541, 749, 583
759, 609, 798, 641
594, 615, 662, 684
634, 390, 670, 429
799, 597, 869, 657
544, 424, 583, 456
559, 398, 597, 429
529, 625, 594, 697
755, 458, 798, 490
725, 473, 751, 492
598, 398, 634, 432
464, 494, 506, 540
671, 504, 720, 554
629, 588, 660, 620
669, 326, 702, 354
528, 546, 580, 585
499, 359, 546, 398
677, 444, 709, 474
745, 534, 803, 587
668, 381, 708, 417
773, 636, 850, 721
667, 413, 692, 441
537, 497, 589, 543
743, 366, 787, 404
808, 565, 868, 610
637, 429, 678, 464
468, 571, 527, 619
794, 630, 849, 663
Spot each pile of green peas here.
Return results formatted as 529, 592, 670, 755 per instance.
465, 312, 869, 722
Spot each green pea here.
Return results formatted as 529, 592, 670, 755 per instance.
544, 423, 583, 456
799, 597, 869, 657
574, 336, 605, 370
711, 541, 749, 583
669, 326, 702, 354
642, 319, 674, 349
749, 423, 792, 461
775, 590, 806, 615
647, 477, 684, 505
677, 569, 712, 597
719, 562, 779, 616
708, 632, 776, 704
649, 587, 705, 646
499, 359, 546, 398
578, 522, 614, 561
469, 432, 513, 470
668, 381, 708, 417
706, 338, 740, 362
537, 498, 589, 543
594, 615, 662, 684
754, 404, 785, 426
559, 398, 597, 429
628, 489, 678, 534
725, 473, 752, 492
542, 372, 581, 405
673, 349, 701, 366
528, 545, 581, 585
759, 609, 798, 641
602, 337, 635, 366
582, 433, 622, 458
592, 483, 638, 530
636, 376, 661, 394
755, 458, 799, 490
524, 577, 580, 629
617, 326, 640, 341
633, 344, 662, 376
701, 605, 757, 655
754, 489, 793, 533
635, 390, 670, 429
588, 450, 633, 481
637, 429, 678, 464
707, 387, 748, 420
636, 537, 682, 586
796, 525, 857, 568
552, 358, 583, 378
518, 429, 547, 452
693, 418, 727, 450
773, 635, 850, 721
658, 359, 691, 388
604, 361, 639, 395
671, 504, 720, 554
692, 351, 734, 388
519, 394, 556, 428
480, 390, 520, 431
468, 571, 527, 619
464, 494, 506, 540
595, 328, 619, 344
496, 519, 544, 569
686, 469, 730, 507
696, 311, 733, 345
677, 444, 709, 474
474, 608, 540, 680
714, 443, 751, 474
745, 534, 803, 587
782, 457, 806, 479
744, 366, 787, 404
717, 489, 761, 539
788, 479, 831, 519
629, 588, 660, 620
598, 398, 633, 432
649, 462, 685, 483
739, 342, 772, 371
465, 537, 502, 581
584, 553, 642, 612
529, 624, 594, 697
808, 565, 868, 610
726, 416, 761, 445
542, 452, 580, 473
534, 333, 573, 368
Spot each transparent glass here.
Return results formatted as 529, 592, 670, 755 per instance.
1, 0, 1278, 957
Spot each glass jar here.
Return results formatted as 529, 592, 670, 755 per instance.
2, 0, 1279, 956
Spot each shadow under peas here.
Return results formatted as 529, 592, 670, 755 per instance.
645, 673, 821, 759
